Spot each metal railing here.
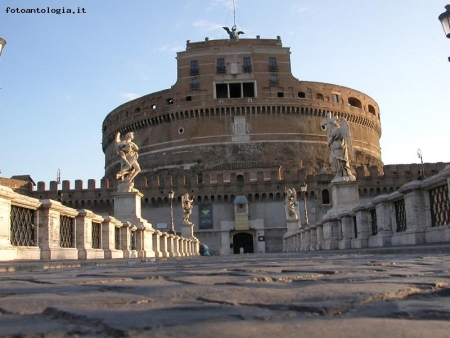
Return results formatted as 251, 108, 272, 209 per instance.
115, 227, 120, 250
130, 230, 136, 250
10, 206, 36, 246
429, 184, 450, 227
394, 199, 407, 232
370, 209, 378, 236
60, 215, 75, 248
92, 222, 101, 249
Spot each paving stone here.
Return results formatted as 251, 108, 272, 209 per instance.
0, 252, 450, 337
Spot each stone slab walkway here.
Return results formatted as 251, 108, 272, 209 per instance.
1, 250, 450, 337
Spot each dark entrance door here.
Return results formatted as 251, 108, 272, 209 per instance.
233, 233, 254, 254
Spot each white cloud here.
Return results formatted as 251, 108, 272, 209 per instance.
192, 20, 224, 32
292, 5, 309, 13
206, 0, 235, 11
119, 92, 140, 101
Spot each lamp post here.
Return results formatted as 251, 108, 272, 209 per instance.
168, 189, 176, 235
438, 5, 450, 61
300, 182, 309, 226
417, 149, 425, 179
0, 38, 6, 58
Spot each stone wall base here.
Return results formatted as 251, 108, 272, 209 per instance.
78, 249, 105, 260
425, 225, 450, 243
351, 238, 368, 249
338, 239, 352, 249
0, 246, 17, 261
323, 240, 338, 250
368, 233, 391, 247
392, 230, 425, 246
104, 249, 124, 259
41, 248, 78, 260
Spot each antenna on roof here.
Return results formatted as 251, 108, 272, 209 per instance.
223, 0, 245, 40
233, 0, 236, 26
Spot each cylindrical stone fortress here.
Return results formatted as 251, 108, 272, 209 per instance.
102, 37, 382, 179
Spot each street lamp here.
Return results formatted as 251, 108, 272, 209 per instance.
168, 189, 176, 235
439, 5, 450, 38
417, 149, 425, 179
0, 38, 6, 58
300, 182, 309, 226
438, 5, 450, 61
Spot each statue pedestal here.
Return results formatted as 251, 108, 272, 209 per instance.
113, 191, 155, 258
113, 191, 145, 225
181, 222, 195, 239
324, 181, 360, 220
283, 219, 300, 240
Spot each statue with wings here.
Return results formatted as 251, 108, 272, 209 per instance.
285, 187, 298, 220
182, 193, 194, 225
115, 132, 141, 187
223, 25, 244, 40
320, 113, 355, 182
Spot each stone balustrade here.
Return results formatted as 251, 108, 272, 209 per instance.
0, 185, 199, 261
283, 165, 450, 251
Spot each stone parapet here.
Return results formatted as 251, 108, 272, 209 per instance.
0, 184, 199, 261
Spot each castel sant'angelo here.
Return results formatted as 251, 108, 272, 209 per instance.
16, 29, 448, 254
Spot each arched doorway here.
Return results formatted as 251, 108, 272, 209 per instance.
233, 233, 254, 254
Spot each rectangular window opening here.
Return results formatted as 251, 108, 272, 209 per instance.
216, 84, 228, 98
229, 83, 241, 98
243, 82, 255, 97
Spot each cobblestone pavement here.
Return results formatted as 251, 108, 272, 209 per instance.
1, 252, 450, 337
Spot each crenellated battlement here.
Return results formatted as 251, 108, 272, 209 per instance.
30, 162, 449, 199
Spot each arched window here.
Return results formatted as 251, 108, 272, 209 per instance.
322, 190, 330, 204
298, 91, 306, 99
368, 104, 376, 115
236, 174, 244, 184
348, 97, 362, 108
316, 93, 324, 101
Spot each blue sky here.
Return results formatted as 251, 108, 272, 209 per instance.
1, 0, 449, 186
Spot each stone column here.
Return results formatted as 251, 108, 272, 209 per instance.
138, 226, 155, 258
76, 209, 105, 260
310, 225, 317, 251
160, 233, 169, 258
323, 218, 339, 250
352, 205, 370, 248
120, 222, 133, 258
0, 186, 17, 260
396, 181, 426, 245
369, 194, 393, 247
180, 238, 186, 256
102, 216, 124, 259
176, 236, 183, 256
152, 230, 162, 257
167, 234, 175, 257
316, 222, 324, 250
423, 165, 450, 242
338, 213, 353, 250
39, 199, 79, 260
0, 186, 41, 261
303, 227, 311, 251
